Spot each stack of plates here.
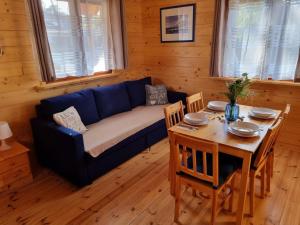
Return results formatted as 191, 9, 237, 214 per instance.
184, 112, 209, 126
228, 121, 260, 137
207, 101, 227, 111
249, 107, 276, 119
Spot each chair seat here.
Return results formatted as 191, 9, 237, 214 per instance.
179, 152, 241, 188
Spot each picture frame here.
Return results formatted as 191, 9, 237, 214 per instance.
160, 4, 196, 43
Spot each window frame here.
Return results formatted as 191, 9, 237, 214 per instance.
35, 70, 120, 91
53, 70, 113, 83
210, 76, 300, 87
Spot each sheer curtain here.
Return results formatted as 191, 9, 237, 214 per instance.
214, 0, 300, 80
40, 0, 124, 79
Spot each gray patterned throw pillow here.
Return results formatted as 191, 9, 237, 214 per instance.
145, 84, 169, 105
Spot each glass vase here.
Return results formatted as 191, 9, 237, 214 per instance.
225, 103, 240, 121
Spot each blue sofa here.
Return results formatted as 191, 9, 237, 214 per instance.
31, 77, 187, 186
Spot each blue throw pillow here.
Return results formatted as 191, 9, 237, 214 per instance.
40, 89, 100, 126
93, 83, 132, 119
124, 77, 152, 108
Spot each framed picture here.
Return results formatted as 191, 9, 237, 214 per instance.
160, 4, 196, 43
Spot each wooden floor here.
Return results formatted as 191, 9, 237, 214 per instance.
0, 139, 299, 225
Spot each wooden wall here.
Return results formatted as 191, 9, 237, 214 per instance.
142, 0, 300, 151
1, 0, 300, 152
0, 0, 144, 144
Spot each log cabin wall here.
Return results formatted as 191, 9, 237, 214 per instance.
0, 0, 145, 144
142, 0, 300, 151
1, 0, 300, 152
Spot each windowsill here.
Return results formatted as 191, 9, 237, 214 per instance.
35, 71, 120, 91
210, 77, 300, 87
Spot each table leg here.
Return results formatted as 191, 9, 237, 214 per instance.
236, 152, 252, 225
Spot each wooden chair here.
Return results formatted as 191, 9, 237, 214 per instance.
186, 92, 205, 113
249, 117, 283, 217
165, 101, 199, 196
170, 133, 239, 225
164, 101, 185, 182
268, 104, 291, 178
164, 101, 184, 130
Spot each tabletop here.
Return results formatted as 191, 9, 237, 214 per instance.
169, 105, 281, 153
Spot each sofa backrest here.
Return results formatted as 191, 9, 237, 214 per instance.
37, 77, 152, 124
39, 89, 100, 126
124, 77, 152, 108
93, 83, 132, 119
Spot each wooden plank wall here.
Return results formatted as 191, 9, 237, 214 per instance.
142, 0, 300, 151
0, 0, 144, 144
1, 0, 300, 152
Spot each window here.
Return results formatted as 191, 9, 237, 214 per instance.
212, 0, 300, 81
28, 0, 125, 82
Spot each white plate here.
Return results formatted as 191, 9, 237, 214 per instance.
207, 101, 227, 111
228, 127, 260, 138
229, 121, 259, 135
251, 107, 275, 117
248, 111, 276, 119
183, 118, 208, 126
184, 112, 208, 123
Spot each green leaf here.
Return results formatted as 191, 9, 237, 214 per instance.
223, 73, 251, 103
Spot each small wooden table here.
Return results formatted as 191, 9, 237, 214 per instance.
0, 142, 33, 192
168, 105, 281, 225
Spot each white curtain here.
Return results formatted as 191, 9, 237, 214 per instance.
220, 0, 300, 80
41, 0, 124, 78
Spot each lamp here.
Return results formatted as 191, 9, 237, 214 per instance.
0, 121, 13, 151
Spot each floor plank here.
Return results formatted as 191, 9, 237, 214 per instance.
0, 139, 299, 225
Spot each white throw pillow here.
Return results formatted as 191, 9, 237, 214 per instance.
53, 106, 88, 133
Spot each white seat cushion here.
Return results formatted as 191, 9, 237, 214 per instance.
83, 105, 168, 158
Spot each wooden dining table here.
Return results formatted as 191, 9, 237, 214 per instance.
168, 104, 281, 225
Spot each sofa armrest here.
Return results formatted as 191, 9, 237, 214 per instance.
167, 90, 187, 105
31, 118, 89, 186
31, 118, 85, 160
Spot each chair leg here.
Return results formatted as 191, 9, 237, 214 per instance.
229, 175, 236, 212
249, 172, 255, 217
168, 156, 171, 181
168, 144, 173, 182
266, 159, 271, 193
211, 189, 217, 225
270, 151, 274, 178
174, 176, 181, 223
261, 165, 266, 198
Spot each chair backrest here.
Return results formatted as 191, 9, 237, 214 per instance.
164, 101, 184, 129
271, 104, 291, 149
254, 117, 283, 167
283, 104, 291, 119
186, 92, 205, 113
170, 132, 219, 187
